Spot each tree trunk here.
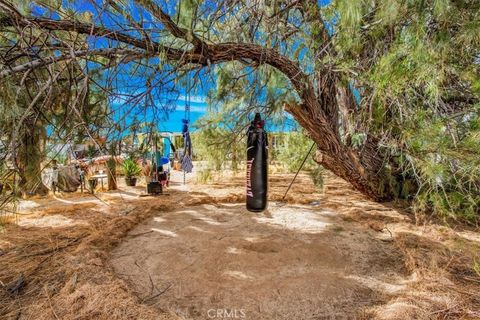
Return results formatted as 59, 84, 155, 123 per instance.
285, 91, 412, 202
107, 157, 117, 190
16, 117, 49, 197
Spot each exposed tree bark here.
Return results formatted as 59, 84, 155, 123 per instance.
107, 157, 117, 191
16, 117, 49, 197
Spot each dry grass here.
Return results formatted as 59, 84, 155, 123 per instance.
379, 231, 480, 320
0, 172, 479, 319
0, 184, 291, 320
342, 219, 480, 317
0, 199, 180, 320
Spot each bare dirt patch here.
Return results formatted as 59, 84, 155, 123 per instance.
111, 201, 405, 319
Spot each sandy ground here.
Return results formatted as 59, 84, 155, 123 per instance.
0, 167, 479, 319
111, 201, 406, 319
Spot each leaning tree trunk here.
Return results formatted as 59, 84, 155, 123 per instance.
16, 117, 49, 197
284, 84, 413, 202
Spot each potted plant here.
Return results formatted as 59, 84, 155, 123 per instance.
122, 158, 141, 186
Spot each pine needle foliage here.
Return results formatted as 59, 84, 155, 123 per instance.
325, 0, 480, 221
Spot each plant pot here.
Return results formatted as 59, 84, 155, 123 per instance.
125, 177, 137, 186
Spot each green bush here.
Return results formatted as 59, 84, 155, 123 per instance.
197, 169, 214, 184
401, 110, 480, 223
122, 158, 141, 178
309, 166, 325, 191
276, 131, 324, 190
191, 127, 243, 171
276, 131, 316, 172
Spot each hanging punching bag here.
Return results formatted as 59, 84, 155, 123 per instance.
246, 113, 268, 212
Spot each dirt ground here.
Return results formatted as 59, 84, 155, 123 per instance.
0, 169, 479, 319
111, 202, 402, 319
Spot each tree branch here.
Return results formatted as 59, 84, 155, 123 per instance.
0, 15, 183, 58
135, 0, 205, 50
0, 8, 341, 152
0, 48, 147, 79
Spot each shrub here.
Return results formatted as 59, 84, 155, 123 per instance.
122, 159, 141, 178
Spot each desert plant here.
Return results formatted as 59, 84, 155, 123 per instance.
191, 126, 244, 172
276, 131, 325, 190
196, 169, 214, 184
276, 131, 316, 173
309, 166, 325, 191
122, 159, 141, 178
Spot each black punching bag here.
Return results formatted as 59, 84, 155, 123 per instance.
246, 113, 268, 212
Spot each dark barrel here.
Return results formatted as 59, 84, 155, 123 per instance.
246, 113, 268, 212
